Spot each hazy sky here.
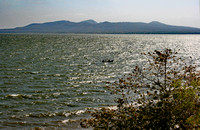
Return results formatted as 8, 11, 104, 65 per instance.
0, 0, 200, 29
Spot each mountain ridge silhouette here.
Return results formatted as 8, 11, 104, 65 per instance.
1, 20, 200, 34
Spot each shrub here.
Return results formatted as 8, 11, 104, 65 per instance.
81, 49, 200, 129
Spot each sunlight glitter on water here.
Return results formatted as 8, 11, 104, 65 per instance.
0, 34, 200, 129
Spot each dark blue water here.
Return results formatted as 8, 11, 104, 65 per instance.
0, 34, 200, 129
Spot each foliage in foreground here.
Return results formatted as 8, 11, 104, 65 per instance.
81, 49, 200, 129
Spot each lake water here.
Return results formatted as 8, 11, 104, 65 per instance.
0, 34, 200, 129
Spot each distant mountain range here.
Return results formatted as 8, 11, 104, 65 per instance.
1, 20, 200, 34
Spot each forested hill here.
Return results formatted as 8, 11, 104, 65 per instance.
1, 20, 200, 34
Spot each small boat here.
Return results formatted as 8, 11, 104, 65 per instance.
102, 59, 114, 63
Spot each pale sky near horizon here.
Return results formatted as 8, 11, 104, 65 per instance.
0, 0, 200, 29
